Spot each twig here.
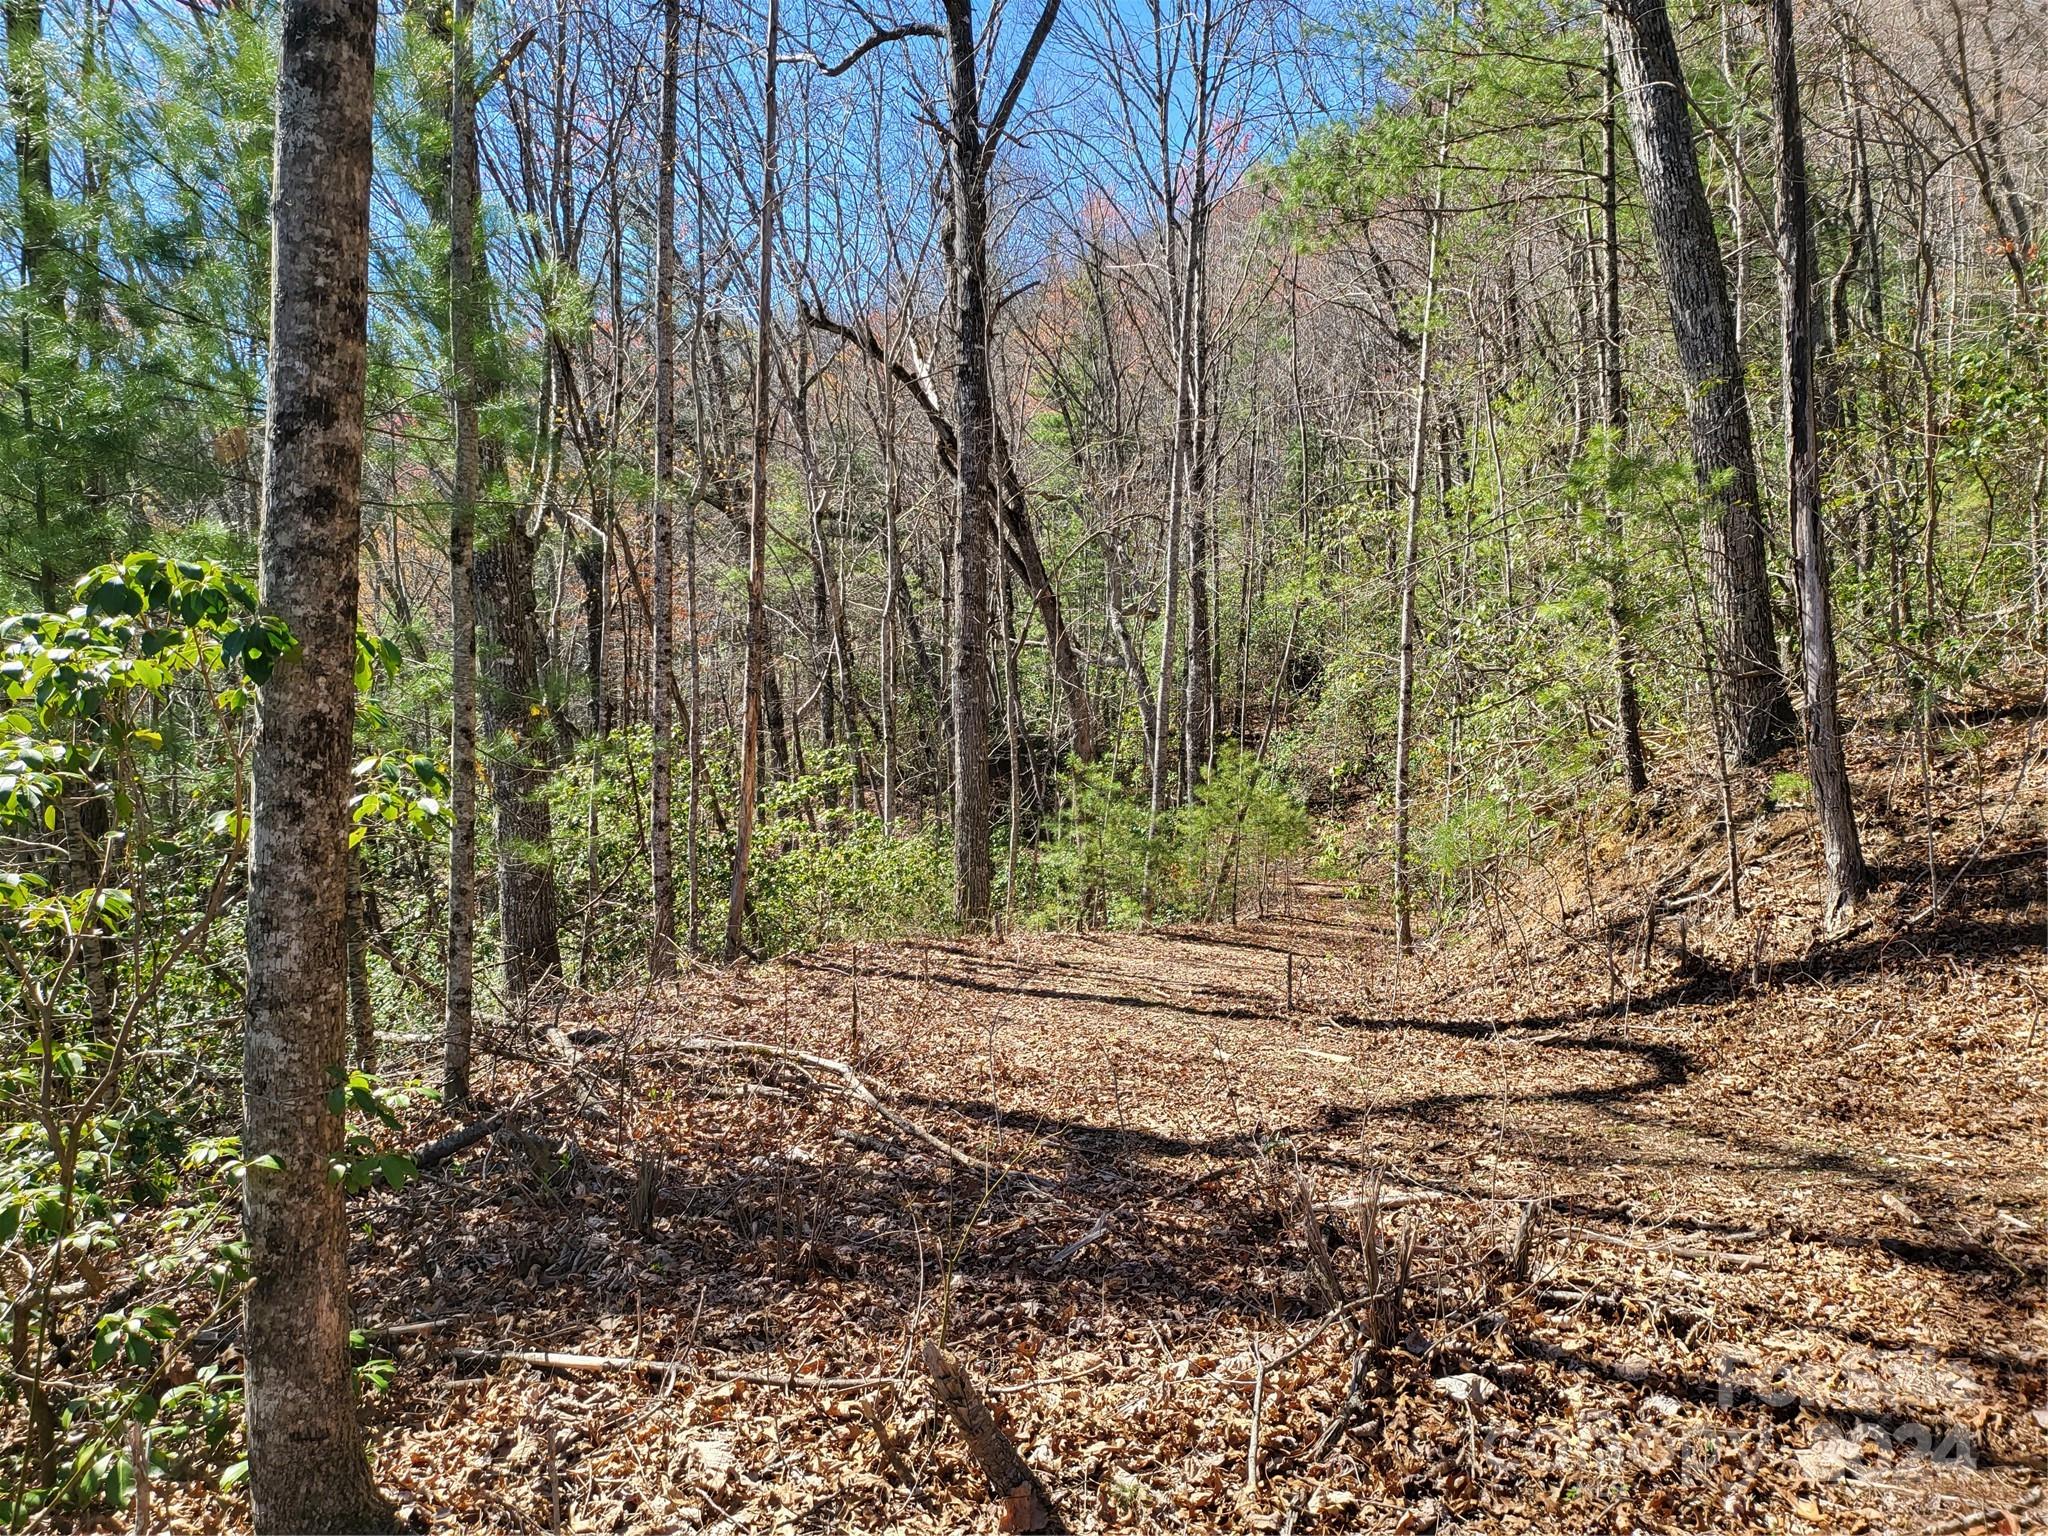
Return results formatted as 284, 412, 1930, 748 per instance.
129, 1422, 149, 1536
1308, 1346, 1379, 1461
542, 1410, 562, 1534
1246, 1332, 1267, 1493
361, 1314, 472, 1340
1244, 1305, 1353, 1492
1295, 1169, 1347, 1313
986, 1360, 1112, 1397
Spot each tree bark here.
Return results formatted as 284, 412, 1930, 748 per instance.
944, 0, 995, 926
476, 512, 564, 995
443, 0, 480, 1101
1765, 0, 1866, 918
6, 0, 58, 606
725, 0, 779, 959
1391, 101, 1451, 955
648, 0, 680, 974
241, 0, 396, 1521
1600, 37, 1651, 796
1605, 0, 1796, 767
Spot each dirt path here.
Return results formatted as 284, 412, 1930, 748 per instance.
345, 879, 2047, 1534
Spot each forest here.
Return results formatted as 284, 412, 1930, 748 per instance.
0, 0, 2044, 1524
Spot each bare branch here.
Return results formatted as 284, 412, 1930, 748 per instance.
781, 21, 941, 78
983, 0, 1063, 154
478, 23, 539, 100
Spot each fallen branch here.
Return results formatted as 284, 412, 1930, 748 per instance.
1567, 1226, 1766, 1270
449, 1347, 892, 1391
1244, 1310, 1346, 1493
1315, 1189, 1464, 1215
413, 1113, 507, 1171
1922, 1485, 2044, 1535
362, 1315, 471, 1341
1047, 1213, 1112, 1266
671, 1036, 1037, 1185
920, 1342, 1063, 1533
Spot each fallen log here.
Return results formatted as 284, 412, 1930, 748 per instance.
413, 1113, 506, 1171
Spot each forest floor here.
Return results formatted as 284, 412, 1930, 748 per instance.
162, 705, 2048, 1535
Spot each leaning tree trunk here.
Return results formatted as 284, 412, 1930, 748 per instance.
1605, 0, 1796, 767
241, 0, 397, 1523
1765, 0, 1867, 919
804, 301, 1097, 766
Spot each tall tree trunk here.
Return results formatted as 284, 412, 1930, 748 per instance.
443, 0, 480, 1101
476, 513, 564, 995
1765, 0, 1867, 919
1392, 102, 1451, 955
7, 0, 58, 606
1147, 302, 1189, 836
648, 0, 680, 974
685, 23, 709, 953
944, 0, 995, 926
1605, 0, 1796, 766
1179, 18, 1218, 793
878, 387, 903, 831
241, 0, 396, 1522
1000, 565, 1025, 924
1181, 250, 1215, 795
1600, 37, 1651, 796
725, 0, 779, 959
453, 20, 562, 998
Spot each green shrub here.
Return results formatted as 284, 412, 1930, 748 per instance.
1030, 747, 1308, 929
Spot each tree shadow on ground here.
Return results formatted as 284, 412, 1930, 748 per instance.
367, 866, 2047, 1511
